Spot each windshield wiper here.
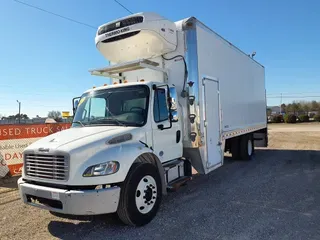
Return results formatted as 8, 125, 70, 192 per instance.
89, 118, 127, 127
72, 121, 85, 127
104, 103, 127, 127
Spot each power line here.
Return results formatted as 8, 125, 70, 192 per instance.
11, 0, 97, 29
113, 0, 133, 14
267, 96, 320, 99
267, 92, 320, 96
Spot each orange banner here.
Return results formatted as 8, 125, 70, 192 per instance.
0, 123, 71, 140
0, 123, 71, 177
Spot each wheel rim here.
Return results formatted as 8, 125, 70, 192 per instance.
248, 139, 253, 156
135, 175, 157, 214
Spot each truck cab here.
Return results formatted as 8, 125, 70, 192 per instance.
72, 81, 183, 164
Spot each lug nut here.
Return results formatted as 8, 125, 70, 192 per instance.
151, 201, 154, 204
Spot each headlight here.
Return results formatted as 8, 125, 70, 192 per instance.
83, 161, 119, 177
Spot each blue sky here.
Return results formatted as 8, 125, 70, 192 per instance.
1, 0, 320, 117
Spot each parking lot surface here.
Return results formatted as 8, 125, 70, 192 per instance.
1, 123, 320, 240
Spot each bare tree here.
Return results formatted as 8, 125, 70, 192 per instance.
48, 111, 62, 122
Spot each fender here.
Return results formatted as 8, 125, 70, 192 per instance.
68, 141, 163, 187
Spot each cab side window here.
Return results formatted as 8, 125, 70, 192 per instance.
154, 88, 169, 122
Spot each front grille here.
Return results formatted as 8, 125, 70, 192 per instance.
25, 154, 68, 180
98, 16, 143, 36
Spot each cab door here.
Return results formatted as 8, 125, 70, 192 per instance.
151, 85, 182, 162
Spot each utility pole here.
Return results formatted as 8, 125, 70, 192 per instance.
17, 100, 21, 124
279, 93, 282, 114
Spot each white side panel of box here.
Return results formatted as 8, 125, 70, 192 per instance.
195, 22, 267, 135
181, 17, 267, 174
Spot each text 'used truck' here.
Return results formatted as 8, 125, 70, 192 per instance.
18, 12, 268, 226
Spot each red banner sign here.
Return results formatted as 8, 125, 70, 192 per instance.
0, 123, 71, 177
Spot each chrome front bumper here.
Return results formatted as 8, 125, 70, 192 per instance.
18, 177, 120, 215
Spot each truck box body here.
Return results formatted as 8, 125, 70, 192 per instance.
192, 18, 266, 134
180, 17, 267, 173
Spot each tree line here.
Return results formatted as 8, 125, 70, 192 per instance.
268, 100, 320, 116
0, 111, 64, 122
1, 113, 29, 120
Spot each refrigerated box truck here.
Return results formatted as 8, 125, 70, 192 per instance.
18, 12, 268, 226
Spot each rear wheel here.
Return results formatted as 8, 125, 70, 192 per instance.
239, 134, 254, 160
117, 162, 162, 226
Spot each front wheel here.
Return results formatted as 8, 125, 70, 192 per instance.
117, 162, 162, 226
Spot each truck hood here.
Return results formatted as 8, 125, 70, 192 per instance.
25, 126, 137, 151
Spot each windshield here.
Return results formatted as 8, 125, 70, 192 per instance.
72, 85, 150, 127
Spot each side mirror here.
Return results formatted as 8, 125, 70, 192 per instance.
169, 87, 177, 111
72, 97, 80, 115
169, 87, 178, 123
171, 110, 179, 122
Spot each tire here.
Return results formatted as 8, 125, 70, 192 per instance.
239, 134, 254, 160
117, 162, 162, 226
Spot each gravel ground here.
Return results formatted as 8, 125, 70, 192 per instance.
1, 123, 320, 240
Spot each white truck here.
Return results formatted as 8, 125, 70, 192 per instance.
18, 12, 268, 226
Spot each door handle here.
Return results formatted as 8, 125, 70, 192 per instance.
176, 130, 181, 143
